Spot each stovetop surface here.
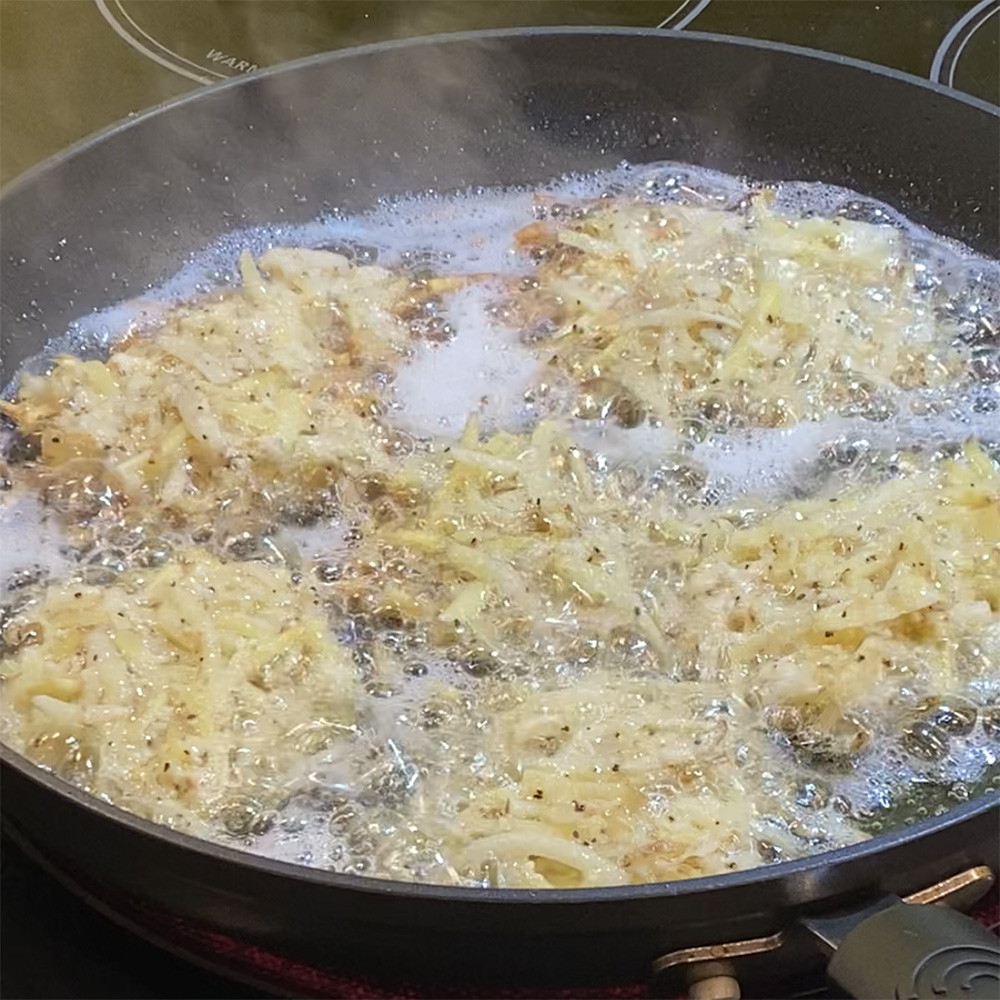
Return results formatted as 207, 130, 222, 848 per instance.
1, 2, 998, 998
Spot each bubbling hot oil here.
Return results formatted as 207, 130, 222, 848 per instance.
2, 162, 998, 885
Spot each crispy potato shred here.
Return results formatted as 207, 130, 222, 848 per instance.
1, 192, 998, 889
2, 549, 354, 835
4, 250, 410, 517
513, 195, 967, 429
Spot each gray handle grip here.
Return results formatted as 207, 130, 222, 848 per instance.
827, 902, 1000, 1000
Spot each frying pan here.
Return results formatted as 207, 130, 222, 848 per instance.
1, 28, 998, 1000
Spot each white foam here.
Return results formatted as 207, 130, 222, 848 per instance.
572, 421, 681, 468
692, 420, 844, 495
0, 494, 71, 588
391, 281, 540, 435
277, 519, 347, 563
571, 393, 1000, 503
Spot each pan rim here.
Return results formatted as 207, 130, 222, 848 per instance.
3, 741, 998, 904
1, 25, 998, 906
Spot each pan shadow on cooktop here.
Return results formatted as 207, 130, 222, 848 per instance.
0, 835, 265, 1000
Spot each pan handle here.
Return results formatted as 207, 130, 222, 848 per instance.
654, 871, 998, 999
809, 898, 1000, 1000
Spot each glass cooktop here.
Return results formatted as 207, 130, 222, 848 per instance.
0, 2, 998, 998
